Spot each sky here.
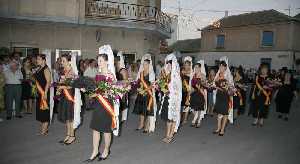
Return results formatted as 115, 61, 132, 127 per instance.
161, 0, 300, 40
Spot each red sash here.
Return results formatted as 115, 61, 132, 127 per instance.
63, 89, 75, 103
140, 72, 153, 111
96, 95, 116, 129
35, 80, 49, 110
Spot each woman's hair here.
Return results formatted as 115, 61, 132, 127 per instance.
144, 59, 150, 63
166, 60, 172, 65
61, 53, 71, 61
36, 54, 46, 60
184, 60, 191, 65
194, 63, 201, 68
98, 54, 108, 61
219, 60, 227, 67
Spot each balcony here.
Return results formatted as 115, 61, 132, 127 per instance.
85, 0, 172, 38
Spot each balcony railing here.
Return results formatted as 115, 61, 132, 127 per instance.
85, 0, 172, 35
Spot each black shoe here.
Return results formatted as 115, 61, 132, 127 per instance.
6, 116, 11, 120
219, 133, 224, 136
284, 117, 289, 121
83, 153, 100, 163
252, 123, 257, 126
278, 115, 282, 119
98, 150, 111, 161
190, 123, 195, 127
16, 115, 23, 118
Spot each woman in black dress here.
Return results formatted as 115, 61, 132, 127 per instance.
21, 58, 34, 114
233, 68, 246, 120
213, 57, 234, 136
181, 56, 192, 125
133, 54, 157, 133
160, 54, 182, 143
190, 61, 207, 128
85, 45, 118, 162
275, 73, 297, 121
251, 64, 272, 127
57, 54, 76, 145
33, 54, 51, 135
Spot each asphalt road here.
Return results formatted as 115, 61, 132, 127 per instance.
0, 99, 300, 164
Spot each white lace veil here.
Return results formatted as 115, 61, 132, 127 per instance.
136, 54, 157, 132
214, 56, 234, 123
194, 60, 207, 120
183, 56, 193, 87
117, 51, 125, 69
98, 45, 119, 136
165, 53, 182, 132
69, 51, 82, 130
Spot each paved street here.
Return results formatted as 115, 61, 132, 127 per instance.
1, 100, 300, 164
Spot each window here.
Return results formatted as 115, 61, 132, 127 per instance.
123, 53, 136, 66
262, 31, 274, 47
216, 35, 225, 48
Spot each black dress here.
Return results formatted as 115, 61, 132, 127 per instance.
181, 74, 190, 107
251, 76, 272, 119
214, 79, 230, 115
57, 73, 75, 123
116, 71, 128, 112
133, 75, 154, 116
90, 74, 114, 133
160, 95, 170, 121
190, 77, 205, 111
275, 84, 295, 114
33, 66, 50, 122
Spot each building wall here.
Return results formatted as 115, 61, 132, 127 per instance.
0, 20, 160, 59
183, 51, 294, 70
201, 23, 292, 52
292, 22, 300, 51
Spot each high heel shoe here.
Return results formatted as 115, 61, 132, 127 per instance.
213, 130, 220, 134
59, 135, 69, 144
98, 150, 111, 161
83, 153, 100, 163
64, 136, 76, 145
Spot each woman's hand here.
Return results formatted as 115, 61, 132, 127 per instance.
90, 93, 97, 98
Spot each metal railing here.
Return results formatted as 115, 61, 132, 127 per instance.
85, 0, 172, 34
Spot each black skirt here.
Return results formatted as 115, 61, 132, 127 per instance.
90, 99, 113, 133
132, 93, 154, 116
57, 89, 74, 123
181, 91, 189, 107
190, 91, 205, 111
160, 95, 170, 121
36, 96, 50, 122
214, 90, 229, 115
275, 85, 294, 114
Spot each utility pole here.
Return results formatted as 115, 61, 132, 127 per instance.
177, 0, 181, 41
285, 5, 291, 16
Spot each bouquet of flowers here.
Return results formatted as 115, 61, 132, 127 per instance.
154, 78, 169, 94
31, 82, 38, 98
71, 75, 130, 101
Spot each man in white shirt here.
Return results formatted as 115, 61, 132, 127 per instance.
3, 59, 23, 120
